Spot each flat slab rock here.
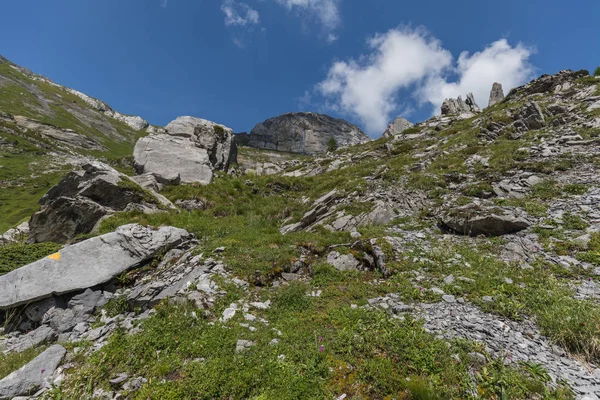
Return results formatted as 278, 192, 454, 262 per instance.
438, 204, 531, 236
0, 224, 191, 309
0, 344, 66, 400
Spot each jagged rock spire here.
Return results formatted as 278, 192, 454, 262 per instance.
488, 82, 505, 107
441, 93, 481, 115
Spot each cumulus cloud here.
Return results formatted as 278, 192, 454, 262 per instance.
417, 39, 534, 114
317, 27, 453, 134
221, 0, 261, 48
221, 0, 260, 27
316, 26, 534, 135
274, 0, 342, 40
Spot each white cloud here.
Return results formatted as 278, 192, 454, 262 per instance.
221, 1, 261, 48
316, 26, 534, 135
221, 0, 260, 27
274, 0, 341, 39
417, 39, 534, 114
317, 27, 453, 134
160, 0, 168, 8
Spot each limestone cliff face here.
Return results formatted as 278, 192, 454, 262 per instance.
243, 112, 370, 154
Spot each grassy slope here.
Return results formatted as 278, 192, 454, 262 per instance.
3, 74, 599, 398
0, 63, 147, 232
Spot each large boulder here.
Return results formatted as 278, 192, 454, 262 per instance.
381, 118, 414, 138
438, 204, 530, 236
488, 82, 505, 107
28, 161, 173, 244
0, 344, 66, 399
0, 224, 192, 309
245, 112, 370, 154
133, 116, 237, 186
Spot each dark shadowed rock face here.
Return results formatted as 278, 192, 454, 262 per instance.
245, 112, 370, 154
28, 161, 173, 244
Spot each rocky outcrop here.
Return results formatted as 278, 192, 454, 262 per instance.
28, 161, 173, 244
381, 117, 414, 138
488, 82, 505, 107
441, 93, 481, 115
65, 89, 149, 131
0, 222, 29, 244
11, 115, 105, 150
438, 204, 530, 236
280, 189, 339, 234
513, 101, 546, 131
133, 116, 237, 186
0, 224, 191, 309
246, 112, 370, 154
506, 69, 589, 100
0, 344, 66, 399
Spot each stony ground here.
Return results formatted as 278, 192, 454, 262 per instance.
1, 69, 600, 399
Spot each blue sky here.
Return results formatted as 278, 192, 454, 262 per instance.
0, 0, 598, 137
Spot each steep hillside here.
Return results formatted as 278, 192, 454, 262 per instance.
1, 69, 600, 399
0, 55, 155, 231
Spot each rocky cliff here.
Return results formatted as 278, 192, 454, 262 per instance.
242, 112, 370, 154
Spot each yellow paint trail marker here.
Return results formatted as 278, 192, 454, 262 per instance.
47, 252, 61, 261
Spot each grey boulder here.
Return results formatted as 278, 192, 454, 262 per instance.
0, 224, 192, 309
438, 204, 530, 236
0, 344, 66, 400
381, 118, 414, 138
28, 161, 173, 244
327, 251, 361, 271
133, 116, 237, 186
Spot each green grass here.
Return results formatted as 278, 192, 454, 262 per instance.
0, 127, 71, 231
0, 242, 63, 275
56, 278, 572, 400
0, 347, 44, 380
385, 238, 600, 364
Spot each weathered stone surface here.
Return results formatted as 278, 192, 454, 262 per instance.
280, 189, 339, 234
0, 344, 66, 399
441, 93, 481, 115
133, 116, 237, 186
0, 224, 192, 309
438, 204, 530, 236
488, 82, 505, 107
28, 161, 172, 243
12, 115, 105, 150
506, 69, 589, 100
246, 112, 370, 155
66, 88, 149, 131
1, 326, 57, 354
381, 118, 414, 138
0, 222, 29, 244
327, 251, 361, 271
513, 101, 545, 131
